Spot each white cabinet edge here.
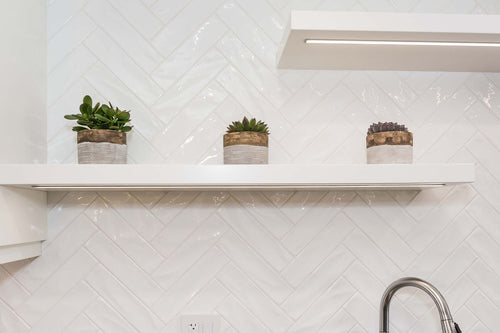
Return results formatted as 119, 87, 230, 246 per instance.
0, 186, 47, 264
0, 242, 42, 264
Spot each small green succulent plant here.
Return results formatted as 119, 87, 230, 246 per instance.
367, 122, 408, 135
64, 95, 132, 132
226, 117, 269, 134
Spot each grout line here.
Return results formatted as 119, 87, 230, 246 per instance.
214, 3, 279, 73
148, 191, 202, 244
82, 232, 166, 321
0, 294, 32, 330
46, 1, 90, 41
80, 276, 143, 332
214, 271, 281, 333
82, 13, 163, 90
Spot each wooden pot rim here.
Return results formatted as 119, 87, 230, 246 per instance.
77, 129, 127, 145
366, 131, 413, 148
223, 131, 269, 147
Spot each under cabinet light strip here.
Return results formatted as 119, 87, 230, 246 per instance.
304, 39, 500, 47
30, 184, 446, 190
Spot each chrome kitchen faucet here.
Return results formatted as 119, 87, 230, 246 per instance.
380, 277, 462, 333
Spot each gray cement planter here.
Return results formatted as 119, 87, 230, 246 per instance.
366, 131, 413, 164
223, 132, 268, 164
77, 129, 127, 164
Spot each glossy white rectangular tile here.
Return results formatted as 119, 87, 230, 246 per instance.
83, 30, 163, 105
217, 264, 293, 332
152, 0, 225, 56
28, 282, 96, 333
85, 233, 163, 306
47, 45, 96, 106
152, 18, 227, 90
85, 198, 164, 273
217, 230, 293, 304
47, 0, 88, 38
85, 0, 163, 73
152, 248, 228, 323
152, 214, 227, 290
85, 264, 164, 332
217, 198, 293, 271
16, 250, 96, 325
106, 0, 163, 39
47, 11, 96, 72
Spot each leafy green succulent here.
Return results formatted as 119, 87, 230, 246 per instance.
64, 95, 133, 132
226, 117, 269, 134
367, 122, 408, 135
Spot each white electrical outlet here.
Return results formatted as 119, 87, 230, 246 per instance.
186, 321, 200, 332
181, 315, 221, 333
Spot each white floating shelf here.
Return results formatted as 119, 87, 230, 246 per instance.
0, 163, 474, 264
277, 11, 500, 72
0, 163, 474, 191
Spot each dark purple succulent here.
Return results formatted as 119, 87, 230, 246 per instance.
367, 122, 409, 135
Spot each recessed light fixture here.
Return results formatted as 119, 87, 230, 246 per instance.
304, 39, 500, 47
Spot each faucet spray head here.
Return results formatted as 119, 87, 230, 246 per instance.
379, 277, 459, 333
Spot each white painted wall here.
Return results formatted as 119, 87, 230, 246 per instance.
0, 0, 46, 163
2, 0, 500, 332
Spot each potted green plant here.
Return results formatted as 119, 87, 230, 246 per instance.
223, 117, 270, 164
64, 95, 132, 164
366, 122, 413, 164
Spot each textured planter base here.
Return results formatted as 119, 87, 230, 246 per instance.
223, 132, 269, 164
77, 129, 127, 164
78, 142, 127, 164
224, 145, 268, 164
367, 145, 413, 164
366, 131, 413, 164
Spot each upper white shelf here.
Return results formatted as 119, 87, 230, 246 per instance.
277, 11, 500, 72
0, 164, 474, 191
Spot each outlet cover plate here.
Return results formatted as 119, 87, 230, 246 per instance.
181, 315, 221, 333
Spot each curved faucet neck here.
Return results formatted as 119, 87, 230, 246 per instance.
380, 277, 456, 333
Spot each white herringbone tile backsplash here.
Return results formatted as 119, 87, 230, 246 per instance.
1, 0, 500, 332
